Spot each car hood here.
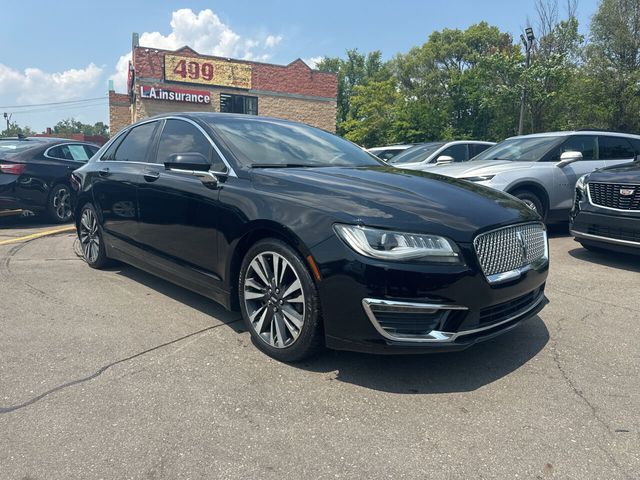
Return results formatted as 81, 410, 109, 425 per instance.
588, 161, 640, 183
249, 166, 539, 242
415, 160, 536, 178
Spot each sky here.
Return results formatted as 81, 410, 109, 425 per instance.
0, 0, 601, 133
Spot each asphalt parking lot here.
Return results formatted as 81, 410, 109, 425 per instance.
0, 218, 639, 479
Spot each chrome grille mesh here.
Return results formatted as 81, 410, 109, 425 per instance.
474, 223, 547, 278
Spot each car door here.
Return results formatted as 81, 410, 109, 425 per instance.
137, 118, 227, 279
550, 135, 603, 212
598, 135, 636, 169
90, 121, 160, 245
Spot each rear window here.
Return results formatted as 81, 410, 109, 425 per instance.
0, 140, 44, 155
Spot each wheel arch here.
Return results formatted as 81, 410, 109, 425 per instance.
227, 220, 314, 311
507, 182, 550, 215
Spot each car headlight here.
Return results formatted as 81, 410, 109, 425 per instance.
333, 224, 463, 263
576, 173, 589, 192
461, 175, 495, 182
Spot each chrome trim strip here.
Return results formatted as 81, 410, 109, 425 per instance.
97, 115, 237, 177
362, 291, 544, 343
571, 229, 640, 248
586, 182, 640, 212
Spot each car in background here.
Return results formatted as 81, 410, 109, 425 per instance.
389, 141, 495, 169
367, 144, 417, 160
571, 159, 640, 255
0, 137, 99, 223
430, 131, 640, 223
72, 112, 549, 362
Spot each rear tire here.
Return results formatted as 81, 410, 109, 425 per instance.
512, 189, 546, 220
238, 239, 323, 362
46, 184, 73, 224
77, 203, 110, 269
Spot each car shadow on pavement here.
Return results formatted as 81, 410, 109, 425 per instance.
294, 316, 549, 394
568, 246, 640, 273
113, 265, 245, 333
0, 212, 69, 230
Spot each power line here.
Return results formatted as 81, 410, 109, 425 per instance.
10, 100, 107, 116
0, 96, 108, 109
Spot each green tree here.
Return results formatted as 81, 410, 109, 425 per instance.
1, 121, 35, 137
52, 118, 109, 137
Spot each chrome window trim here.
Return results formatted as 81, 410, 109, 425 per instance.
571, 229, 640, 248
586, 181, 640, 212
473, 222, 549, 285
43, 142, 98, 161
362, 290, 545, 343
97, 116, 237, 177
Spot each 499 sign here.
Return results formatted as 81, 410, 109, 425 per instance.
164, 54, 252, 89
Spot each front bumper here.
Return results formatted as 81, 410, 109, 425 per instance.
310, 235, 549, 354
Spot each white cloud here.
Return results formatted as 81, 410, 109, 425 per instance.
0, 63, 103, 104
303, 56, 324, 69
107, 8, 285, 92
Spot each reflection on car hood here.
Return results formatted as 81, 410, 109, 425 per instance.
250, 165, 539, 242
417, 160, 535, 178
588, 161, 640, 183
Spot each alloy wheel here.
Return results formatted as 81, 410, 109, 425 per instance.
243, 251, 306, 348
522, 199, 537, 212
79, 208, 100, 263
52, 186, 72, 221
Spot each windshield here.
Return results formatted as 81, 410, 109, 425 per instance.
472, 136, 563, 162
389, 143, 445, 165
0, 140, 43, 155
207, 117, 382, 168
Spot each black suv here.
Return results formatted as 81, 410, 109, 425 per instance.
571, 158, 640, 255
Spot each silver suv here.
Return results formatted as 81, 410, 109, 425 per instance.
387, 140, 495, 167
414, 131, 640, 222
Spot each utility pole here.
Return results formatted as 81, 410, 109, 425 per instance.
3, 112, 11, 134
518, 27, 535, 136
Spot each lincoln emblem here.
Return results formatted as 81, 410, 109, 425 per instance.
516, 231, 528, 262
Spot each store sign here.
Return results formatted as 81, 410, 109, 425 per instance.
140, 85, 211, 104
164, 54, 252, 89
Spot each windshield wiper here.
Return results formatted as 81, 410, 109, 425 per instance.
250, 163, 320, 168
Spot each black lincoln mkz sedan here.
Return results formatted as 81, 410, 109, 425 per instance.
72, 113, 549, 361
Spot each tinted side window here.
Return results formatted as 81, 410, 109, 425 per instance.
599, 136, 635, 160
46, 146, 64, 159
547, 135, 597, 161
113, 122, 158, 162
155, 119, 224, 170
629, 138, 640, 156
439, 144, 467, 162
471, 144, 492, 157
64, 144, 91, 161
84, 145, 99, 158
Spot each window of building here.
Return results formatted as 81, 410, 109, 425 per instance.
220, 93, 258, 115
155, 119, 225, 171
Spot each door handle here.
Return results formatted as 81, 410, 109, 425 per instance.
98, 168, 110, 177
143, 170, 160, 182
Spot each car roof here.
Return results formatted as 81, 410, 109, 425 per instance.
505, 130, 640, 140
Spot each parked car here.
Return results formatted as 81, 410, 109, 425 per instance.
367, 144, 417, 160
570, 159, 640, 255
72, 113, 549, 361
390, 141, 495, 168
430, 131, 640, 223
0, 137, 99, 223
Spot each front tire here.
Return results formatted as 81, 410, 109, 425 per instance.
238, 239, 323, 362
47, 184, 73, 224
512, 189, 546, 220
77, 203, 110, 269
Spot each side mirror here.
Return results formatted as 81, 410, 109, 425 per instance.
164, 153, 218, 188
164, 152, 211, 172
557, 151, 583, 168
436, 155, 454, 164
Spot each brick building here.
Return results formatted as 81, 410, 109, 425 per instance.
108, 34, 338, 135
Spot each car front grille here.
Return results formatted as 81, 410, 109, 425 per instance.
588, 182, 640, 211
479, 287, 544, 326
473, 223, 547, 283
